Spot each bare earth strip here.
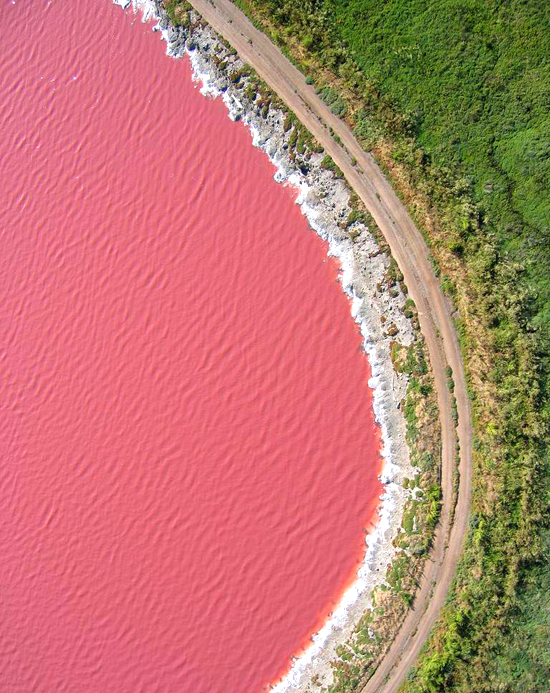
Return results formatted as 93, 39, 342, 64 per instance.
186, 1, 473, 689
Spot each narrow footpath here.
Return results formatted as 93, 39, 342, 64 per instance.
187, 1, 473, 689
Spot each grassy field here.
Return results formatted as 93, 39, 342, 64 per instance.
218, 0, 550, 691
334, 0, 550, 326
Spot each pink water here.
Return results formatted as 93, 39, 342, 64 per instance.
0, 2, 382, 691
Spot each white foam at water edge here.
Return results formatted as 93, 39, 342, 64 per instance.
207, 115, 407, 689
112, 0, 156, 22
264, 177, 403, 692
113, 2, 411, 690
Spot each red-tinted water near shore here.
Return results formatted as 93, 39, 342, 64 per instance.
0, 2, 382, 691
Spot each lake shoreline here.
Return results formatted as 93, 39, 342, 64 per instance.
115, 1, 417, 689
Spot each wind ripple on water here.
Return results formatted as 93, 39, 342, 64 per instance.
0, 2, 382, 692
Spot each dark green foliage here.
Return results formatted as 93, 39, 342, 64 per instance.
334, 0, 550, 276
482, 530, 550, 692
283, 113, 295, 132
320, 154, 344, 178
288, 127, 298, 149
229, 66, 251, 84
164, 0, 190, 26
318, 85, 348, 117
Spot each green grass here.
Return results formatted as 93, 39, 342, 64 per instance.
334, 0, 550, 317
317, 85, 348, 117
483, 531, 550, 691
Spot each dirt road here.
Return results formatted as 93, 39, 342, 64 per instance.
186, 1, 473, 689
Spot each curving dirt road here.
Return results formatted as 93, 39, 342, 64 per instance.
186, 0, 473, 689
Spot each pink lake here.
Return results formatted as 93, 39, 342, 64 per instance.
0, 2, 382, 691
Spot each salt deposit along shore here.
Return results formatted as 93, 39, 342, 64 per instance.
114, 1, 418, 690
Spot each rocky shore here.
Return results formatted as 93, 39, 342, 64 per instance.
115, 2, 418, 690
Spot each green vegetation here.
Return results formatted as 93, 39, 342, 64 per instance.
317, 85, 348, 117
320, 154, 344, 179
164, 0, 191, 26
482, 529, 550, 691
216, 0, 550, 690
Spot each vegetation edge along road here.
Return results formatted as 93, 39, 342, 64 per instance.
185, 0, 473, 689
